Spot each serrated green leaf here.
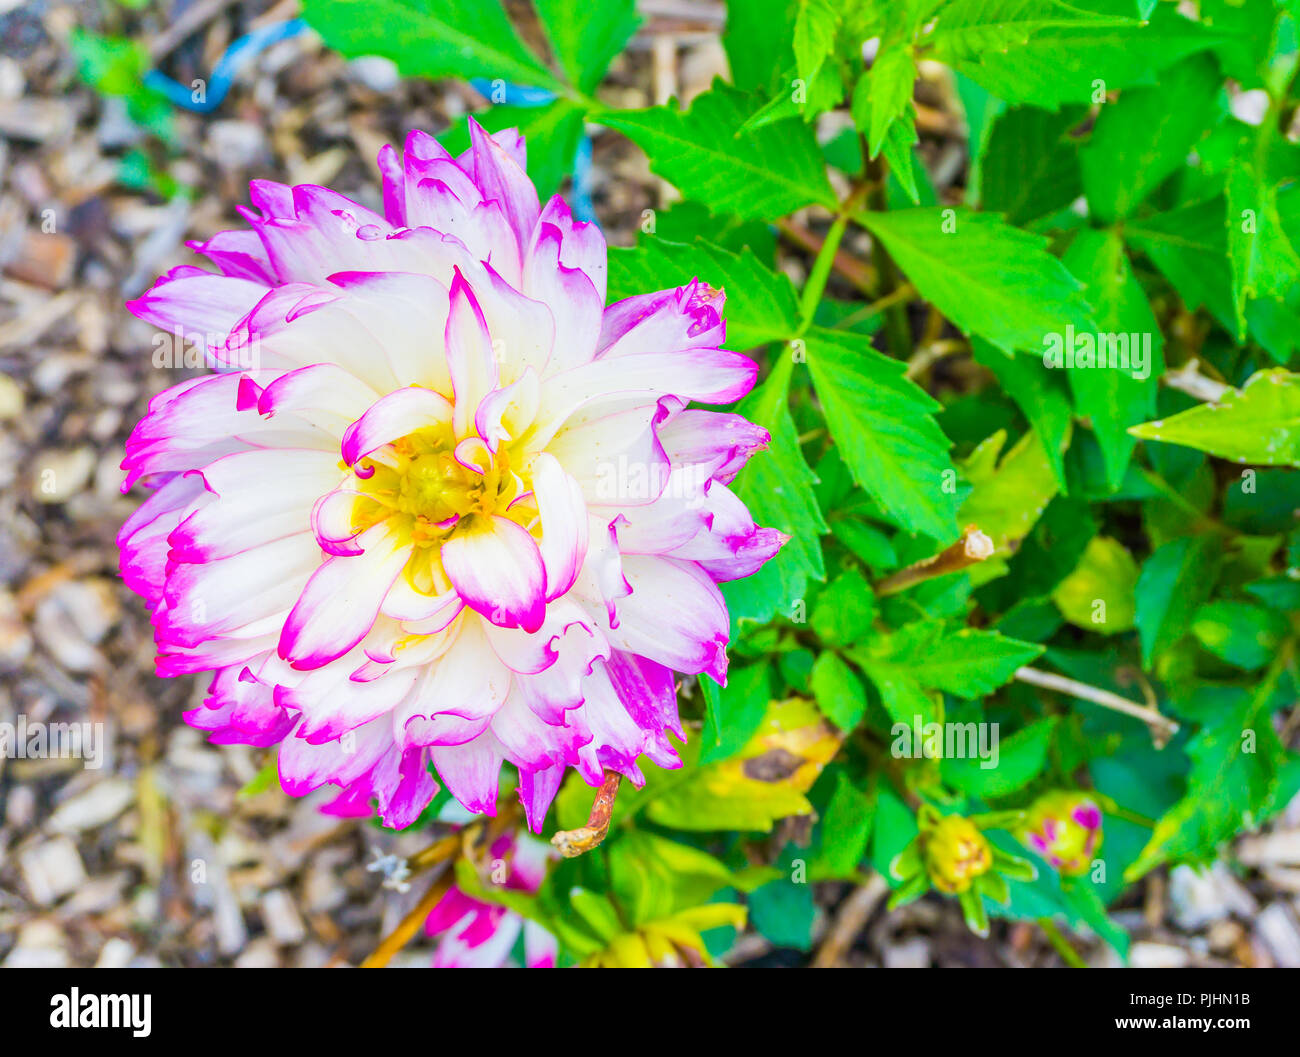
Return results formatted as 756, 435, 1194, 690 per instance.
931, 2, 1219, 109
723, 0, 799, 92
810, 567, 876, 646
1227, 156, 1300, 336
600, 81, 837, 220
1079, 53, 1219, 221
1135, 535, 1220, 669
804, 327, 959, 538
1061, 227, 1162, 491
979, 106, 1084, 225
1124, 196, 1238, 333
859, 208, 1094, 353
970, 340, 1073, 490
811, 772, 876, 879
959, 426, 1063, 573
301, 0, 561, 90
534, 0, 641, 93
1127, 674, 1292, 880
722, 355, 828, 626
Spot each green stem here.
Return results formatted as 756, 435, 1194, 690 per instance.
798, 214, 849, 333
863, 150, 913, 358
1038, 918, 1088, 968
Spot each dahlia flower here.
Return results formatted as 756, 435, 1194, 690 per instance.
118, 121, 784, 831
424, 831, 556, 968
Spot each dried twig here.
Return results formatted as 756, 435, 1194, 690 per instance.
874, 524, 995, 597
1014, 666, 1179, 744
1163, 358, 1231, 403
552, 770, 622, 858
812, 874, 890, 968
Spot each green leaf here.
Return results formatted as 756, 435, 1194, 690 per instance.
959, 426, 1064, 572
859, 208, 1094, 354
1051, 535, 1139, 633
1135, 536, 1219, 669
810, 567, 876, 646
932, 2, 1219, 109
861, 43, 918, 158
1124, 196, 1237, 333
1227, 155, 1300, 336
700, 663, 773, 764
970, 340, 1073, 490
811, 651, 869, 731
943, 718, 1058, 798
959, 886, 990, 936
1079, 53, 1219, 222
854, 623, 1042, 729
569, 887, 625, 941
849, 48, 921, 202
804, 327, 959, 538
794, 0, 842, 82
927, 0, 1135, 63
1127, 675, 1291, 880
1061, 227, 1162, 491
606, 831, 735, 924
978, 106, 1084, 225
606, 237, 800, 350
1192, 600, 1289, 671
1129, 369, 1300, 467
721, 355, 828, 626
748, 877, 816, 950
301, 0, 561, 90
600, 81, 837, 220
810, 772, 876, 878
898, 625, 1045, 698
534, 0, 641, 93
723, 0, 799, 93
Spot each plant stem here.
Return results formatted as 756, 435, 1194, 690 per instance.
873, 524, 995, 597
361, 871, 455, 968
778, 217, 876, 296
834, 282, 916, 332
1038, 918, 1088, 968
863, 149, 913, 358
551, 770, 622, 857
1014, 666, 1180, 744
798, 214, 849, 331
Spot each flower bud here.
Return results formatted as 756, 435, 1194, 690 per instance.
1020, 791, 1103, 875
924, 815, 993, 894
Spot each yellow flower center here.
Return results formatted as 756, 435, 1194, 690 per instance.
346, 426, 535, 598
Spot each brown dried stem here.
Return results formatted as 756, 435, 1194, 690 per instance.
551, 770, 622, 858
873, 524, 995, 597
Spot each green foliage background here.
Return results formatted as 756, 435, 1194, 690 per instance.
284, 0, 1300, 962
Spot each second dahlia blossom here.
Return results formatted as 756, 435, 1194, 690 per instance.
118, 121, 784, 830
